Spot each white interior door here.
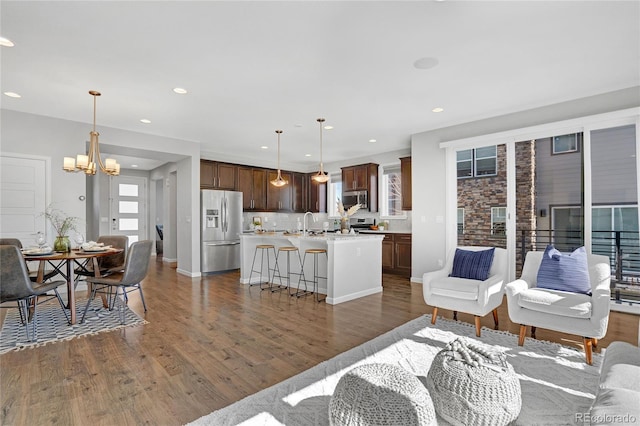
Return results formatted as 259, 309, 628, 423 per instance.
0, 155, 48, 246
110, 176, 147, 245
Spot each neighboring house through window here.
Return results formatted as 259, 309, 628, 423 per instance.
457, 208, 464, 234
457, 146, 497, 178
552, 133, 580, 154
491, 206, 506, 236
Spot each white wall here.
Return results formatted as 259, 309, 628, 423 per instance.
1, 109, 201, 275
411, 86, 640, 282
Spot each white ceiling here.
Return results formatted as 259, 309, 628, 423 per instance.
1, 1, 638, 171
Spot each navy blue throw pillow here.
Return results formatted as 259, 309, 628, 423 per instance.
536, 245, 591, 294
450, 248, 495, 281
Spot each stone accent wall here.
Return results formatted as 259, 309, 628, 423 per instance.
457, 145, 507, 248
457, 142, 536, 276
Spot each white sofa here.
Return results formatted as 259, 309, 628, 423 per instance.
423, 246, 508, 337
589, 341, 640, 425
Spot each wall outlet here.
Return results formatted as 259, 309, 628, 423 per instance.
437, 259, 443, 267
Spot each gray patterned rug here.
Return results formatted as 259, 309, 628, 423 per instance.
0, 297, 147, 355
189, 314, 603, 426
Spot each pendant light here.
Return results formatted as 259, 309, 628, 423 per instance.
63, 90, 120, 176
270, 129, 287, 187
311, 118, 330, 183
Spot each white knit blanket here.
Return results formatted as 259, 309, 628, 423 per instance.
188, 314, 602, 426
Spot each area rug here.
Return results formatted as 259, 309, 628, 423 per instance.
189, 314, 602, 426
0, 297, 147, 355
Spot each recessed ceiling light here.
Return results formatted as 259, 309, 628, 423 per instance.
413, 57, 439, 70
305, 154, 311, 157
173, 87, 188, 94
324, 125, 333, 130
3, 91, 21, 98
261, 146, 268, 150
432, 107, 444, 113
0, 37, 14, 47
369, 139, 377, 143
131, 164, 139, 168
140, 119, 151, 124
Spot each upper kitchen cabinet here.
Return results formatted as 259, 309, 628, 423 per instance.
307, 174, 327, 213
341, 163, 378, 212
291, 172, 306, 213
342, 164, 371, 191
400, 156, 412, 210
238, 167, 267, 211
266, 170, 293, 211
200, 160, 237, 190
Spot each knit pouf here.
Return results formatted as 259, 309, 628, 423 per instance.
426, 338, 521, 426
329, 363, 436, 426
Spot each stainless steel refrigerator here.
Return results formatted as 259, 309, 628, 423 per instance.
201, 190, 243, 273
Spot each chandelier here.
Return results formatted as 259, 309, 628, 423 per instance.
63, 90, 120, 176
311, 118, 329, 183
270, 129, 287, 187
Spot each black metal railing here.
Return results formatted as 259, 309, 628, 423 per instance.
457, 227, 640, 304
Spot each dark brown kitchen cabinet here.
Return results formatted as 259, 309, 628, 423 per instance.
238, 167, 266, 211
307, 174, 327, 213
200, 160, 237, 190
381, 233, 412, 277
400, 156, 412, 211
292, 172, 306, 213
266, 170, 293, 211
341, 163, 378, 212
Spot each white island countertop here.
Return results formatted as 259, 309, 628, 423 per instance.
240, 232, 384, 304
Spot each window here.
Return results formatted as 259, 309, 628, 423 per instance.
328, 173, 342, 217
552, 133, 579, 154
457, 146, 497, 178
491, 207, 506, 236
380, 165, 403, 217
457, 208, 465, 234
551, 206, 583, 251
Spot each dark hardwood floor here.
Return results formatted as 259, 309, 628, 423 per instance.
1, 259, 638, 425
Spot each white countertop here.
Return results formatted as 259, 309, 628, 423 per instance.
357, 229, 412, 234
240, 231, 384, 241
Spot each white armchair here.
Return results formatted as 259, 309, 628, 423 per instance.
423, 246, 508, 337
505, 251, 611, 365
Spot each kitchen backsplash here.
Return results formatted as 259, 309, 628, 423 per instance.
242, 211, 412, 233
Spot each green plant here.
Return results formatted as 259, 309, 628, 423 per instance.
42, 205, 79, 237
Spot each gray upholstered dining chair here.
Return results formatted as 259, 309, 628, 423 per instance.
0, 245, 70, 340
74, 235, 129, 280
80, 240, 153, 324
0, 238, 59, 282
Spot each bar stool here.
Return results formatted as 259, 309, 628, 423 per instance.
296, 248, 327, 302
248, 244, 278, 291
272, 246, 305, 295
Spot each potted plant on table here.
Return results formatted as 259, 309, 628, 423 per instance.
42, 205, 79, 252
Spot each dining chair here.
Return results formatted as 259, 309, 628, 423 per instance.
0, 238, 59, 282
80, 240, 153, 324
0, 245, 70, 340
74, 235, 129, 281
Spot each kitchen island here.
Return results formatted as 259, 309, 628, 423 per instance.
239, 232, 384, 304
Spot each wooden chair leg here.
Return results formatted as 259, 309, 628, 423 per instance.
431, 307, 438, 325
474, 316, 481, 337
518, 325, 526, 346
584, 337, 594, 365
593, 338, 598, 349
492, 309, 499, 330
531, 326, 537, 339
453, 311, 458, 321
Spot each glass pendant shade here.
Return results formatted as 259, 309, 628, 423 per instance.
312, 118, 330, 183
270, 129, 288, 187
